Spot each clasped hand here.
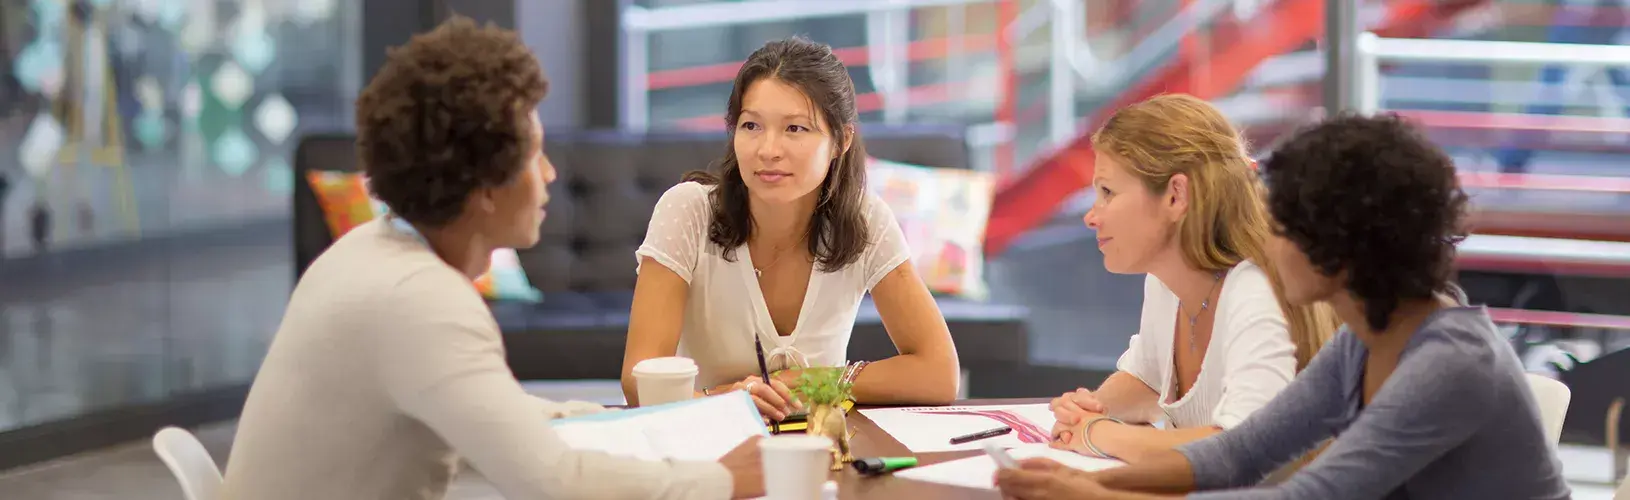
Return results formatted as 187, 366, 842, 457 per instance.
1048, 388, 1105, 455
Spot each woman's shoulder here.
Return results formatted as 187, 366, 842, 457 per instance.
1218, 261, 1277, 306
657, 181, 715, 204
651, 181, 716, 221
859, 190, 897, 223
1407, 307, 1505, 373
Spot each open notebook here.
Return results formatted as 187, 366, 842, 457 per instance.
552, 392, 769, 462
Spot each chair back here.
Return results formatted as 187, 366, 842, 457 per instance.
152, 426, 223, 500
1526, 373, 1572, 444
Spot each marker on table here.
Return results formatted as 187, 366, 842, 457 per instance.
948, 426, 1013, 445
851, 457, 918, 475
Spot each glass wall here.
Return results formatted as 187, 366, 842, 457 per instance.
0, 0, 359, 433
1363, 0, 1630, 449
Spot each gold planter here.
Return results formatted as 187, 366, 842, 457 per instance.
806, 403, 852, 470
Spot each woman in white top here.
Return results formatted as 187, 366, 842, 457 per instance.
1046, 94, 1340, 464
621, 37, 960, 420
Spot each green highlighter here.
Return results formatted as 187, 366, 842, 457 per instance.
851, 457, 918, 475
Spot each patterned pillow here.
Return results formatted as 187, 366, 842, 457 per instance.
866, 158, 994, 299
304, 171, 543, 302
305, 170, 384, 238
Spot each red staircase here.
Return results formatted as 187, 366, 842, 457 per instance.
982, 0, 1488, 256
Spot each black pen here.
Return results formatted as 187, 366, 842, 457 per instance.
754, 335, 779, 434
949, 426, 1013, 444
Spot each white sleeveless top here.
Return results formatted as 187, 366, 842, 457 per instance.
1114, 261, 1298, 429
634, 182, 911, 389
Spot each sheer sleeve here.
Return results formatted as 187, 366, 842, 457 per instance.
860, 194, 911, 291
635, 182, 712, 284
1210, 266, 1298, 429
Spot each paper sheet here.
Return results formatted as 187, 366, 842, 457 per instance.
858, 403, 1057, 452
893, 444, 1124, 491
553, 391, 768, 462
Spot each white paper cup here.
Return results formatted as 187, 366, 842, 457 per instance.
759, 435, 832, 500
632, 356, 698, 407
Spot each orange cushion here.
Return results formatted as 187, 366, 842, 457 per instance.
305, 171, 383, 238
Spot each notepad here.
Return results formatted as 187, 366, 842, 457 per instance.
553, 391, 769, 462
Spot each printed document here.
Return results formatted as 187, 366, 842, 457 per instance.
552, 391, 768, 462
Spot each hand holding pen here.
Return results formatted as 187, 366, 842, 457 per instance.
712, 373, 798, 421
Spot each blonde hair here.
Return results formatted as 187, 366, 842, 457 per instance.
1091, 94, 1339, 370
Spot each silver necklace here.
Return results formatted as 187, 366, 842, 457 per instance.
1180, 271, 1226, 352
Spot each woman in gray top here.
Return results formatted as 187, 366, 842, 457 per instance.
996, 113, 1572, 499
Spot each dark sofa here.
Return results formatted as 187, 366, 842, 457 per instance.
293, 126, 1029, 382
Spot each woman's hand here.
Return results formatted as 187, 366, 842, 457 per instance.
1050, 388, 1106, 426
716, 375, 801, 421
1050, 410, 1102, 456
995, 458, 1114, 500
771, 368, 803, 389
719, 436, 765, 499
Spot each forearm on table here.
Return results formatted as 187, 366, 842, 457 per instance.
1096, 372, 1161, 422
1094, 422, 1221, 464
848, 353, 959, 405
403, 378, 731, 498
1095, 449, 1200, 495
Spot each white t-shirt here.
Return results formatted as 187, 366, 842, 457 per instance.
1114, 260, 1297, 430
635, 181, 911, 389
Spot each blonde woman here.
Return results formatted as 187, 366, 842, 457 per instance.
1047, 94, 1340, 464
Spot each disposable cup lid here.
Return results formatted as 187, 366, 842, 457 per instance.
760, 434, 832, 451
633, 356, 697, 376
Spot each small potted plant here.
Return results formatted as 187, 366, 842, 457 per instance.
792, 367, 852, 470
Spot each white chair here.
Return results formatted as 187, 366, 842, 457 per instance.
1525, 373, 1572, 445
152, 426, 223, 500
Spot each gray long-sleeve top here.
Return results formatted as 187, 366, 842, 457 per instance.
1177, 306, 1571, 500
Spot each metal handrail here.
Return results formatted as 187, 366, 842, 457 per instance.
622, 0, 993, 33
1072, 0, 1238, 91
1355, 32, 1630, 114
619, 0, 995, 132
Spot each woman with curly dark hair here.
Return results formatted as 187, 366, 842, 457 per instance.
223, 17, 763, 499
621, 37, 959, 418
995, 114, 1571, 499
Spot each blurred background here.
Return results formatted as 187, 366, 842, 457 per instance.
0, 0, 1627, 497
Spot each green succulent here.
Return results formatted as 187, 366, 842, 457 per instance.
791, 367, 852, 406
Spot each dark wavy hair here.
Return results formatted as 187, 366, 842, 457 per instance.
355, 16, 548, 227
1263, 113, 1469, 332
681, 36, 869, 272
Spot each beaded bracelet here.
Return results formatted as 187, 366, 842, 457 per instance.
839, 361, 870, 387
